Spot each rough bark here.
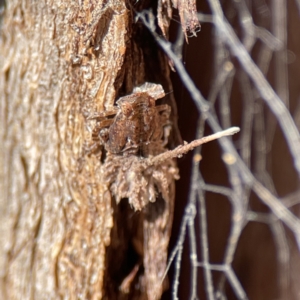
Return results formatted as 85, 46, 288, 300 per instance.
0, 0, 183, 299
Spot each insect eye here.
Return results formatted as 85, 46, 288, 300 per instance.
99, 128, 109, 143
121, 104, 133, 117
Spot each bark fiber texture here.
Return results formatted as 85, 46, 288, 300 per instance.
0, 0, 179, 299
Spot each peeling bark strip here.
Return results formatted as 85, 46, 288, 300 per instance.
158, 0, 200, 39
0, 1, 200, 300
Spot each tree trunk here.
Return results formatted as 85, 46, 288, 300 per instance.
0, 1, 182, 299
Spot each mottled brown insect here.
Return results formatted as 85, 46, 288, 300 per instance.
88, 82, 178, 211
89, 83, 170, 156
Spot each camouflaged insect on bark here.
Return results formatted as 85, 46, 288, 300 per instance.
89, 83, 178, 300
96, 83, 179, 210
88, 82, 240, 299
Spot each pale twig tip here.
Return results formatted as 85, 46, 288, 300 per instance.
223, 126, 240, 136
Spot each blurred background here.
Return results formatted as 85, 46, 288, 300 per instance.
165, 1, 300, 299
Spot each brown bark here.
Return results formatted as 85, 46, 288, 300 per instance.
0, 0, 183, 299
